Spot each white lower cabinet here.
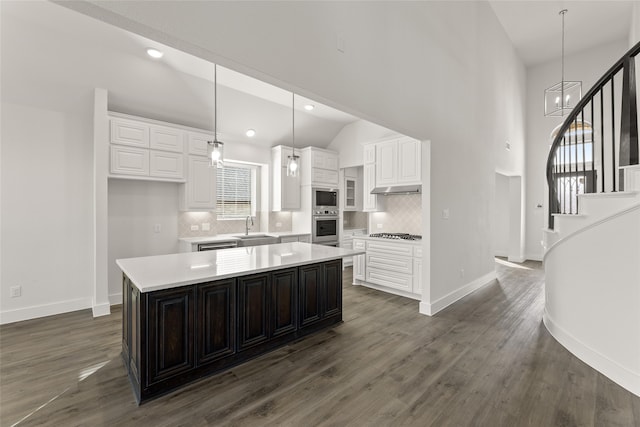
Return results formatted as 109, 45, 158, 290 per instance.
279, 234, 311, 243
355, 238, 422, 299
353, 239, 366, 282
180, 155, 216, 211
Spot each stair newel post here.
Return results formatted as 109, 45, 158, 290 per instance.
620, 55, 639, 190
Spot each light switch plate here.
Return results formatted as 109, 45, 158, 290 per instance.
191, 225, 199, 231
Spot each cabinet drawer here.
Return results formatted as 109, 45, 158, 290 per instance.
366, 253, 412, 275
110, 118, 149, 148
298, 235, 311, 243
280, 236, 298, 244
150, 151, 184, 180
110, 145, 149, 176
366, 241, 414, 257
353, 240, 366, 250
366, 268, 412, 292
150, 125, 184, 153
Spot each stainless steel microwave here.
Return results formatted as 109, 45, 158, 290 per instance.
312, 188, 338, 212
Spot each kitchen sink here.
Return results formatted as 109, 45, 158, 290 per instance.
233, 234, 279, 247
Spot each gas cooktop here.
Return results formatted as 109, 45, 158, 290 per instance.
368, 233, 422, 241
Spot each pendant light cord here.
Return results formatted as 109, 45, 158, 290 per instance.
214, 65, 218, 142
292, 92, 295, 156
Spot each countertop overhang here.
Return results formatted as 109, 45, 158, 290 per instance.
117, 242, 365, 293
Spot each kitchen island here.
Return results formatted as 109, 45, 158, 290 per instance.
116, 242, 364, 403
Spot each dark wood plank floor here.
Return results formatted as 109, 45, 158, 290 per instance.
2, 260, 639, 426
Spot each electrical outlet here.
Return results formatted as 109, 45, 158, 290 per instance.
442, 209, 450, 220
376, 223, 383, 229
191, 225, 199, 231
153, 224, 161, 233
10, 285, 21, 298
202, 223, 210, 231
460, 268, 465, 278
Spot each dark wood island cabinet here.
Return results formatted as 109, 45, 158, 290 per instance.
121, 258, 343, 404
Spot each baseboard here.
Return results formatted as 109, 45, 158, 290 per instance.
494, 250, 508, 258
543, 309, 640, 397
92, 302, 111, 317
525, 252, 543, 262
0, 297, 92, 325
507, 255, 526, 263
358, 281, 421, 301
109, 292, 123, 305
419, 271, 496, 316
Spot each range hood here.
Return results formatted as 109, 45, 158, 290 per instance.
371, 184, 421, 195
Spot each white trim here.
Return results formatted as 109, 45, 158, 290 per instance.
525, 253, 543, 262
92, 302, 111, 317
356, 281, 421, 301
543, 309, 640, 397
419, 271, 496, 316
109, 292, 123, 306
0, 298, 92, 325
507, 255, 526, 263
544, 202, 640, 260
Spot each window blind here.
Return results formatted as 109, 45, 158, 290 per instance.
216, 165, 252, 217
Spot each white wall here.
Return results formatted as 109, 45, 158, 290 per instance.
524, 39, 629, 260
327, 120, 397, 168
108, 180, 179, 303
630, 3, 640, 48
63, 1, 526, 314
1, 103, 95, 323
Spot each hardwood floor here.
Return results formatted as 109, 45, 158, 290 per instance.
1, 260, 639, 426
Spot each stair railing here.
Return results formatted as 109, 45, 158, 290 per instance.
547, 41, 640, 230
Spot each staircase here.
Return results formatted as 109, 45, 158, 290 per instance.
542, 42, 640, 397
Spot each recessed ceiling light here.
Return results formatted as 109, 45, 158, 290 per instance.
246, 129, 256, 137
304, 104, 315, 111
146, 48, 164, 59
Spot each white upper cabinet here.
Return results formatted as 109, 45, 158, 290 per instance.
150, 151, 184, 179
110, 118, 149, 148
110, 145, 149, 176
375, 137, 421, 186
363, 144, 382, 212
180, 155, 216, 211
302, 147, 339, 187
150, 125, 184, 153
187, 131, 213, 157
271, 145, 301, 211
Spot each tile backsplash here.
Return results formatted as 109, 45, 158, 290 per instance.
178, 211, 291, 238
368, 194, 422, 235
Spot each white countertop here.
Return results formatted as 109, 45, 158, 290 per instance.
117, 242, 364, 293
179, 232, 310, 245
353, 235, 423, 245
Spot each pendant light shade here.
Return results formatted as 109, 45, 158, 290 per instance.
209, 65, 224, 168
287, 92, 300, 177
545, 9, 582, 117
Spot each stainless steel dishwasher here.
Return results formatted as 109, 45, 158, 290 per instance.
197, 241, 238, 251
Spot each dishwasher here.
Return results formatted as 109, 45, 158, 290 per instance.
197, 241, 238, 251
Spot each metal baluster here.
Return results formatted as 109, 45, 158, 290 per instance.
591, 98, 595, 192
611, 79, 616, 191
601, 88, 605, 192
562, 136, 567, 214
581, 109, 586, 196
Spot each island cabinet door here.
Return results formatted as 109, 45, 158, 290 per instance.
238, 273, 270, 351
196, 280, 236, 366
270, 268, 298, 338
299, 264, 323, 328
146, 287, 196, 386
323, 259, 343, 318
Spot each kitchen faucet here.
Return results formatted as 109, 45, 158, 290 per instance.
245, 216, 253, 235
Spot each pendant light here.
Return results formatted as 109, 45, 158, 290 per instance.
544, 9, 582, 117
208, 65, 224, 168
287, 92, 300, 177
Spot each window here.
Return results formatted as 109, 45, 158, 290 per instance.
216, 162, 258, 219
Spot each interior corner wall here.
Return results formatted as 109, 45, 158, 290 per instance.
630, 3, 640, 48
66, 1, 525, 313
327, 120, 398, 168
524, 39, 629, 261
0, 102, 94, 324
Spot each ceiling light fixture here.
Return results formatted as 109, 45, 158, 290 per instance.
146, 48, 164, 59
287, 93, 300, 177
246, 129, 256, 137
304, 104, 315, 111
208, 65, 224, 168
544, 9, 581, 117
